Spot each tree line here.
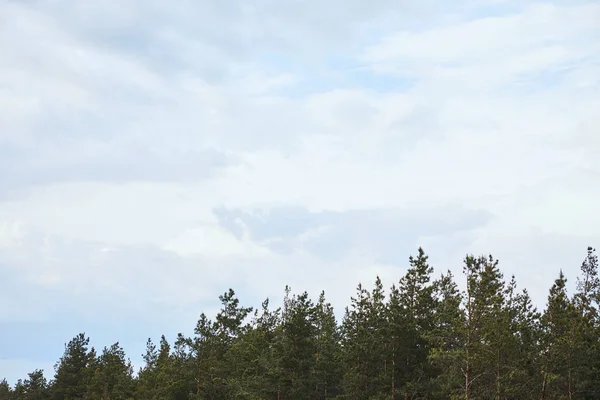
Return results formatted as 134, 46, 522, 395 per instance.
2, 247, 599, 399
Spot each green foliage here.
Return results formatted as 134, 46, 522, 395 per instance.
4, 247, 600, 400
86, 342, 135, 399
0, 379, 12, 400
52, 333, 95, 400
22, 370, 49, 400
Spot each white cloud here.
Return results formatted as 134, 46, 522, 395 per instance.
1, 0, 599, 385
362, 3, 600, 82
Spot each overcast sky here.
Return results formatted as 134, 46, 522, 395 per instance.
1, 0, 599, 384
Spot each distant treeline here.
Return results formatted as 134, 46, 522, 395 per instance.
2, 247, 599, 399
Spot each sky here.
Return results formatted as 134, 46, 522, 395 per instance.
1, 0, 599, 385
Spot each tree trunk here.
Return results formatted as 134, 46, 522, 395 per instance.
496, 348, 501, 400
465, 330, 471, 400
568, 349, 573, 400
540, 370, 547, 400
392, 357, 396, 400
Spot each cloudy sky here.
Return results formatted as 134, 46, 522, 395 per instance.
1, 0, 599, 384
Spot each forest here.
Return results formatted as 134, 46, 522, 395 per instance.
1, 247, 599, 400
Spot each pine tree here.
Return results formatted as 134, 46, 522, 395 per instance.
214, 288, 254, 397
367, 275, 389, 398
428, 271, 464, 399
572, 247, 600, 398
540, 271, 578, 399
136, 338, 158, 399
225, 298, 282, 398
13, 380, 25, 400
0, 379, 11, 400
395, 247, 436, 399
273, 289, 318, 399
453, 254, 509, 399
503, 284, 543, 398
136, 335, 184, 399
52, 333, 95, 400
311, 291, 342, 399
461, 255, 484, 400
340, 278, 388, 399
87, 342, 135, 399
574, 247, 600, 323
185, 312, 220, 399
386, 283, 404, 400
181, 289, 252, 399
23, 369, 50, 400
142, 338, 158, 370
477, 255, 509, 400
171, 334, 196, 400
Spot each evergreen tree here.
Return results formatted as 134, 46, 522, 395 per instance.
171, 334, 196, 400
572, 247, 600, 398
311, 291, 342, 399
181, 288, 252, 399
13, 380, 25, 400
340, 278, 388, 399
87, 342, 135, 399
386, 282, 404, 400
428, 270, 464, 399
461, 255, 485, 400
136, 338, 158, 399
273, 289, 318, 399
476, 255, 510, 400
23, 369, 49, 400
540, 271, 578, 399
395, 248, 436, 399
0, 379, 12, 400
574, 247, 600, 323
503, 284, 543, 398
136, 335, 185, 399
52, 333, 95, 400
225, 298, 282, 398
455, 254, 509, 399
185, 312, 221, 399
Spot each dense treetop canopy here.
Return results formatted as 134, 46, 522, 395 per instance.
2, 247, 599, 399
